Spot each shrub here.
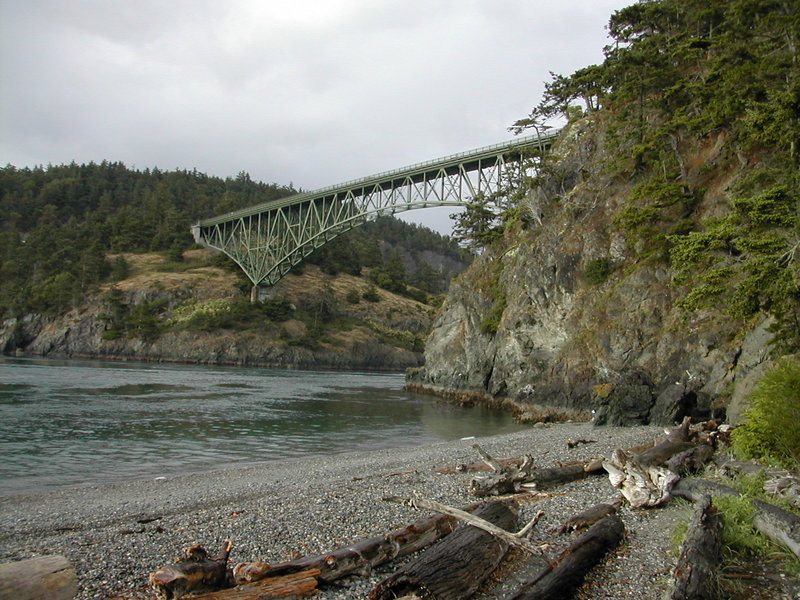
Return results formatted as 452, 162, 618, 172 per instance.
362, 285, 380, 302
582, 257, 614, 286
731, 357, 800, 471
345, 289, 361, 304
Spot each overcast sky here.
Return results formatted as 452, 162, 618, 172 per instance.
1, 0, 631, 232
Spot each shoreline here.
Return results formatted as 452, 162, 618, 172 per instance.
0, 424, 682, 600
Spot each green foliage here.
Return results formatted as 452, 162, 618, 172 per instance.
109, 255, 129, 281
480, 263, 507, 335
169, 297, 295, 333
731, 357, 800, 470
0, 162, 296, 319
668, 176, 799, 348
451, 193, 505, 250
369, 250, 408, 295
362, 285, 380, 303
714, 495, 780, 558
99, 289, 167, 342
481, 290, 507, 336
345, 289, 361, 304
582, 258, 615, 286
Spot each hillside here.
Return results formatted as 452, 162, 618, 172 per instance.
0, 158, 471, 368
1, 248, 441, 370
408, 0, 799, 426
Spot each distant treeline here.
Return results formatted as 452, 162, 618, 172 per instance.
0, 162, 468, 318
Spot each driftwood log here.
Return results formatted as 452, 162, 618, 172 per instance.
149, 540, 233, 600
0, 555, 77, 600
673, 478, 800, 558
604, 417, 715, 508
369, 501, 519, 600
508, 513, 625, 600
230, 507, 473, 587
468, 444, 604, 497
668, 494, 721, 600
553, 500, 621, 535
188, 568, 320, 600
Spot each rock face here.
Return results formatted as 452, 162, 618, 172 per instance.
408, 120, 773, 425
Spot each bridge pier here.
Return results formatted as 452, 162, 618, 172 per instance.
250, 284, 259, 304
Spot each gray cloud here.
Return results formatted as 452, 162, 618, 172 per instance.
1, 0, 630, 232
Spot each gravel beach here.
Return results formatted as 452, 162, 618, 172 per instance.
1, 424, 693, 599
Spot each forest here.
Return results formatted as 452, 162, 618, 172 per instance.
0, 161, 469, 319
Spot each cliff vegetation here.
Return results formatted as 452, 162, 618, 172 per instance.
411, 0, 799, 425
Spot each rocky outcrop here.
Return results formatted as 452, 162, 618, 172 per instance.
0, 257, 431, 372
408, 120, 773, 425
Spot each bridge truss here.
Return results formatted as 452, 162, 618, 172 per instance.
192, 130, 558, 293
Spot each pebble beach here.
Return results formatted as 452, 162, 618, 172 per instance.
1, 424, 696, 599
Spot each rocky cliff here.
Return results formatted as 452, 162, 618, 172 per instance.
408, 120, 775, 425
1, 251, 435, 371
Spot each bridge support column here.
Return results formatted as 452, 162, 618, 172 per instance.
250, 284, 259, 304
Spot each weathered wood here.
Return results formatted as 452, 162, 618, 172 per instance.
434, 457, 522, 474
508, 514, 625, 600
231, 508, 472, 585
149, 540, 233, 600
469, 454, 599, 497
673, 478, 800, 558
554, 500, 621, 535
604, 447, 680, 508
0, 555, 77, 600
604, 417, 714, 508
384, 496, 543, 554
188, 568, 319, 600
368, 501, 519, 600
668, 494, 721, 600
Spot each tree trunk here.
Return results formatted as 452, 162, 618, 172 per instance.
0, 555, 77, 600
508, 514, 625, 600
668, 494, 721, 600
368, 501, 518, 600
673, 479, 800, 558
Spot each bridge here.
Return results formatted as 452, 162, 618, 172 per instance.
192, 129, 559, 298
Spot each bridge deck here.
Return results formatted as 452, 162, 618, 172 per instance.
198, 129, 558, 227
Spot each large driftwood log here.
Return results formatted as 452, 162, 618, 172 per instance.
673, 478, 800, 558
0, 555, 77, 600
149, 540, 233, 600
231, 508, 472, 586
604, 417, 715, 508
508, 514, 625, 600
667, 494, 721, 600
368, 501, 519, 600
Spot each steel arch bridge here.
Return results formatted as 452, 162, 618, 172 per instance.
192, 130, 559, 296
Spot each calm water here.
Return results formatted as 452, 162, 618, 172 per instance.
0, 357, 525, 496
